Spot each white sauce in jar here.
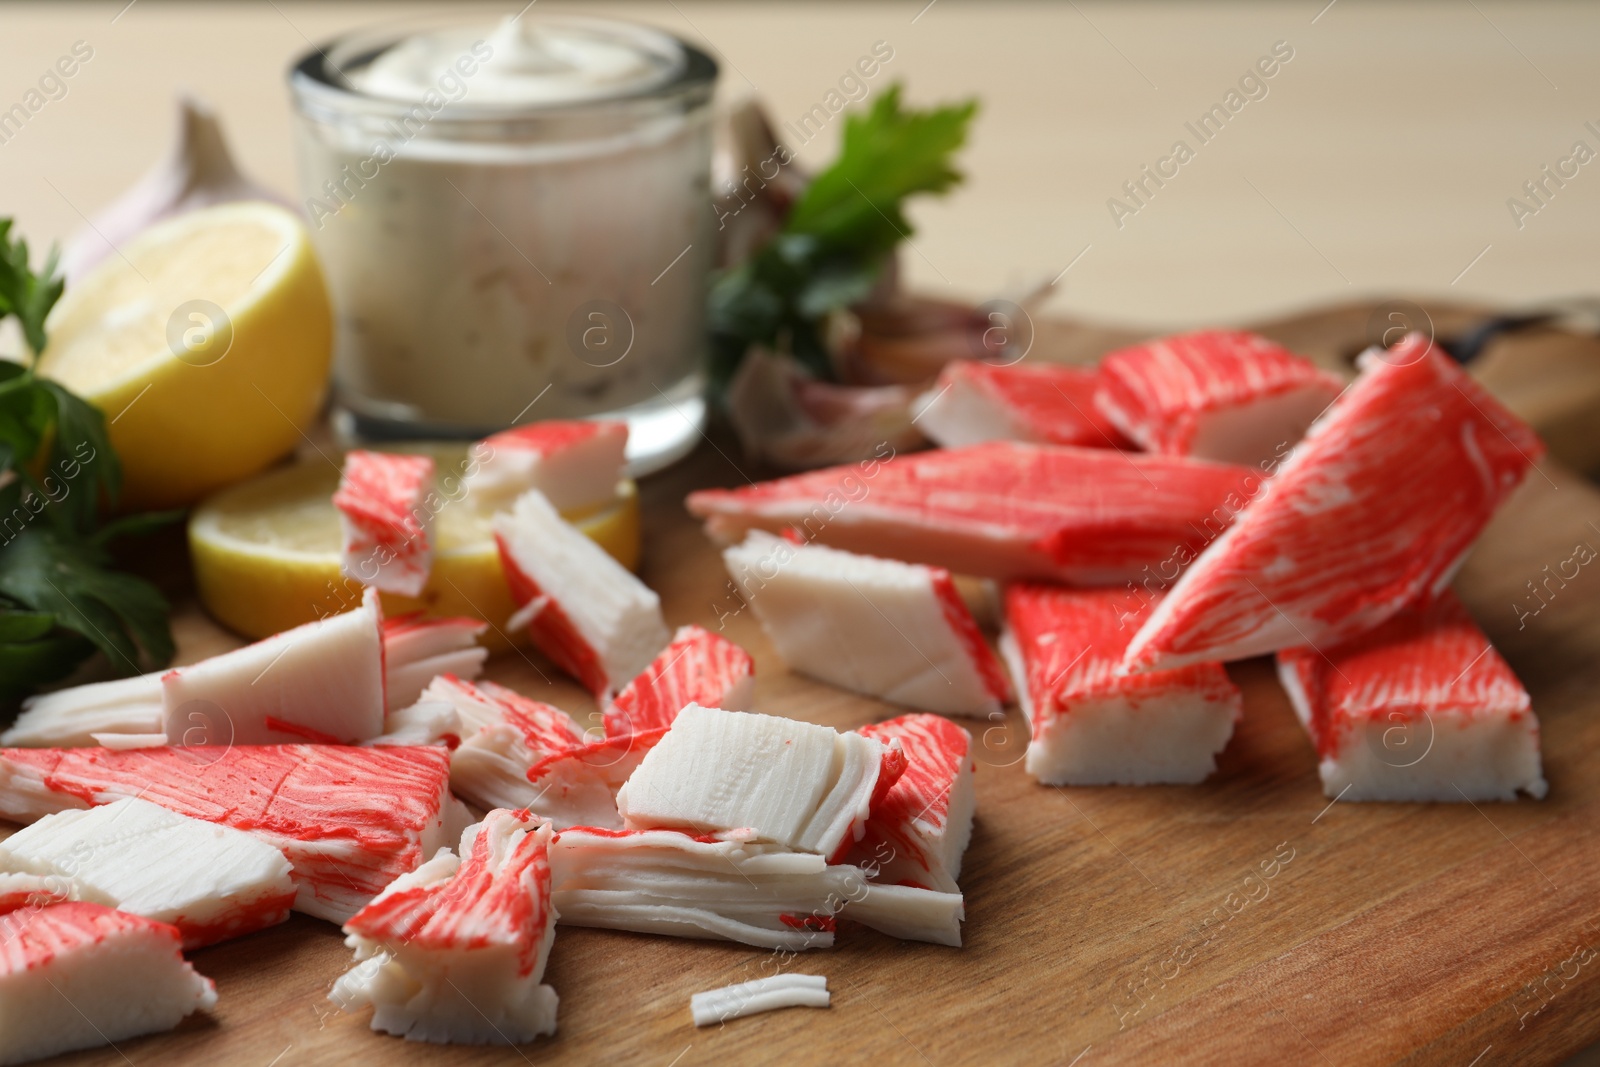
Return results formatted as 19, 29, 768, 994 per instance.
290, 16, 716, 460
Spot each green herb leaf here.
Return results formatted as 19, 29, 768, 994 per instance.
786, 85, 978, 254
0, 525, 173, 676
0, 220, 65, 361
0, 218, 174, 702
707, 85, 977, 388
37, 379, 122, 532
0, 627, 94, 702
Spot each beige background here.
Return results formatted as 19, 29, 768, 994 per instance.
1, 1, 1597, 330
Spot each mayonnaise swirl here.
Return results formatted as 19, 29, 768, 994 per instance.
351, 16, 683, 106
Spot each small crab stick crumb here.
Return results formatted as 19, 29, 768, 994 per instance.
335, 450, 437, 597
690, 974, 829, 1027
331, 809, 559, 1046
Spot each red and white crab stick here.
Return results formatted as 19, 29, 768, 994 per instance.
1277, 592, 1546, 802
913, 360, 1129, 450
1123, 334, 1545, 673
1003, 584, 1241, 785
723, 532, 1008, 718
688, 441, 1261, 584
0, 897, 217, 1065
332, 808, 560, 1045
334, 450, 437, 597
1094, 329, 1343, 468
0, 744, 470, 923
494, 489, 669, 698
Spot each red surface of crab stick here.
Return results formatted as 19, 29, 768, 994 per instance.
687, 441, 1261, 584
1094, 329, 1343, 467
1122, 333, 1544, 673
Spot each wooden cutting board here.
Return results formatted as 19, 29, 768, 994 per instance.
26, 299, 1600, 1066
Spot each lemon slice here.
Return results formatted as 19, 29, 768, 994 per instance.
189, 445, 640, 644
39, 201, 333, 510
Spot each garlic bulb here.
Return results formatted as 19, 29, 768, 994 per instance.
63, 94, 290, 280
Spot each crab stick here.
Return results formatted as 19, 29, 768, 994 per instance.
1003, 584, 1241, 785
494, 489, 669, 698
0, 797, 295, 948
0, 744, 470, 924
0, 901, 216, 1065
334, 450, 437, 597
331, 809, 559, 1045
1277, 593, 1546, 802
687, 442, 1260, 584
1094, 329, 1344, 467
1123, 335, 1544, 672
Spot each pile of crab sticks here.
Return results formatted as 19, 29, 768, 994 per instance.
0, 329, 1546, 1058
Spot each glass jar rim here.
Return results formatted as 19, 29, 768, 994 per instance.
289, 12, 717, 124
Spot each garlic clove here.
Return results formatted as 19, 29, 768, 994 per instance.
63, 93, 292, 279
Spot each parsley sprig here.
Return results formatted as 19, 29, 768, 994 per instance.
708, 84, 978, 385
0, 220, 174, 701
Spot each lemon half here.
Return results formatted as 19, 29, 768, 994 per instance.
189, 446, 640, 644
40, 201, 332, 510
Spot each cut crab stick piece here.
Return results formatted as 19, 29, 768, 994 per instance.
1122, 335, 1545, 673
428, 676, 658, 829
331, 809, 559, 1046
604, 625, 755, 738
2, 613, 472, 749
1003, 584, 1241, 785
846, 715, 975, 893
686, 442, 1261, 584
549, 827, 856, 950
914, 360, 1130, 449
691, 974, 829, 1027
0, 745, 470, 924
383, 614, 488, 712
161, 586, 386, 745
2, 672, 164, 748
616, 705, 896, 858
335, 450, 437, 597
842, 883, 966, 947
0, 901, 216, 1066
1094, 329, 1344, 467
724, 532, 1008, 717
0, 797, 296, 948
1277, 593, 1546, 802
494, 489, 669, 697
466, 419, 628, 512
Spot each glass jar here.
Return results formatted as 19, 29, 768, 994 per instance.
288, 14, 717, 472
